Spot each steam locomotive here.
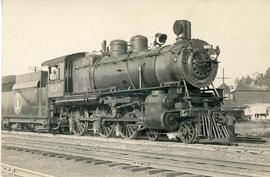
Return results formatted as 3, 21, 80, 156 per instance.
2, 20, 235, 143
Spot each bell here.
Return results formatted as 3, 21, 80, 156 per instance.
154, 33, 167, 46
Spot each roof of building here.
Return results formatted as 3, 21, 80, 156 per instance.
218, 83, 229, 89
218, 83, 231, 94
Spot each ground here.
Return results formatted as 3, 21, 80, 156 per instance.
236, 121, 270, 137
1, 148, 148, 177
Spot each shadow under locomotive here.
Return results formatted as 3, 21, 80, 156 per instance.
2, 20, 235, 144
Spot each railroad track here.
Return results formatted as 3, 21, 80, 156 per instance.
2, 133, 270, 177
3, 146, 203, 177
3, 131, 270, 155
236, 136, 270, 144
2, 163, 55, 177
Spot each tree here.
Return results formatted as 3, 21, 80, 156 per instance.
244, 75, 253, 86
234, 67, 270, 89
235, 76, 247, 89
254, 73, 264, 86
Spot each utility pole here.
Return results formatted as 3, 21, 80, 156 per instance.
217, 68, 230, 85
29, 66, 42, 72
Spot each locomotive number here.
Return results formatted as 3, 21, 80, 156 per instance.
48, 82, 64, 97
49, 83, 61, 93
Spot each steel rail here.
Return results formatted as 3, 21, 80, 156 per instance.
3, 137, 270, 171
3, 138, 270, 177
2, 131, 270, 155
2, 163, 55, 177
3, 142, 245, 177
237, 143, 270, 151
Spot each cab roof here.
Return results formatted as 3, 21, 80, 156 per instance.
41, 52, 88, 67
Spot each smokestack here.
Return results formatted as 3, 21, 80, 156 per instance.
173, 20, 191, 41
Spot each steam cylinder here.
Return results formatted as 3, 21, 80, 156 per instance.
144, 91, 178, 131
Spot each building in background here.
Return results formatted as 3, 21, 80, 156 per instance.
218, 83, 246, 121
244, 103, 270, 120
230, 89, 270, 105
224, 88, 270, 121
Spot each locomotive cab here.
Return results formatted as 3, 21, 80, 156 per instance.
41, 52, 95, 98
42, 55, 66, 98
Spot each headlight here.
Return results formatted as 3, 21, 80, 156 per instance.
207, 48, 218, 60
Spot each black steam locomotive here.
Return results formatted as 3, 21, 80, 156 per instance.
2, 20, 235, 143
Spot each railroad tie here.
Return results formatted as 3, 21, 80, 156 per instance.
127, 166, 152, 173
49, 153, 57, 157
86, 159, 95, 163
92, 161, 111, 166
106, 163, 126, 167
65, 156, 75, 160
42, 153, 49, 156
12, 147, 18, 150
86, 159, 110, 166
73, 157, 88, 162
31, 150, 41, 154
174, 174, 204, 177
41, 152, 56, 156
55, 155, 66, 158
144, 169, 168, 175
4, 146, 12, 150
160, 171, 187, 177
117, 165, 138, 170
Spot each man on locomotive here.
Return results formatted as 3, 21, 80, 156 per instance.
49, 70, 57, 81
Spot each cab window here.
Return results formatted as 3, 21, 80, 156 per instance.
49, 66, 60, 81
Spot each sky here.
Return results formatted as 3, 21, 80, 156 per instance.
2, 0, 270, 86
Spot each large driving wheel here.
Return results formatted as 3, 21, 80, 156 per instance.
118, 122, 138, 139
99, 122, 115, 137
118, 106, 139, 139
178, 120, 196, 144
97, 104, 115, 138
71, 111, 88, 136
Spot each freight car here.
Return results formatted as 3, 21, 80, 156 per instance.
2, 20, 235, 144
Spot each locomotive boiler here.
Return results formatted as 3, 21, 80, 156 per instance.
2, 20, 235, 144
94, 21, 218, 90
